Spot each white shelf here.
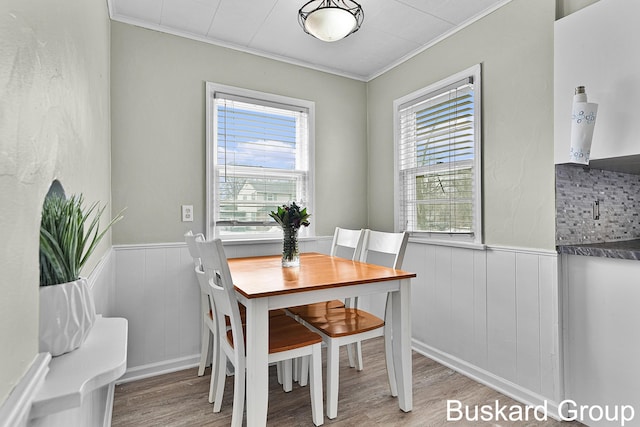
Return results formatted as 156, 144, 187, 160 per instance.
30, 316, 128, 419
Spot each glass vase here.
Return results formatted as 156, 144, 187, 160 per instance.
282, 226, 300, 268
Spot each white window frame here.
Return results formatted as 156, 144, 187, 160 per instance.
206, 82, 315, 241
393, 64, 482, 246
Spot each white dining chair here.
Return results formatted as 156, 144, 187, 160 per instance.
296, 229, 409, 419
184, 231, 215, 381
185, 231, 292, 399
197, 237, 324, 427
286, 227, 365, 373
286, 227, 364, 318
330, 226, 365, 259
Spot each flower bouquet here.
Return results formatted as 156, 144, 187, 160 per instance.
269, 202, 310, 267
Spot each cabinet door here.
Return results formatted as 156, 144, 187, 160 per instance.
554, 0, 640, 163
564, 255, 640, 426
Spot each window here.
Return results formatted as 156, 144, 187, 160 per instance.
394, 65, 482, 244
206, 83, 314, 240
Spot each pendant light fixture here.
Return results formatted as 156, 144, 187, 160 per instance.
298, 0, 364, 42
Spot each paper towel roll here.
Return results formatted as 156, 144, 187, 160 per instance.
569, 90, 598, 164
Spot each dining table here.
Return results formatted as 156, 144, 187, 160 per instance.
227, 251, 416, 425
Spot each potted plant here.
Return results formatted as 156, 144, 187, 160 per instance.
39, 193, 123, 356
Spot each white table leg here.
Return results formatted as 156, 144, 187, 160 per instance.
326, 340, 340, 419
391, 278, 413, 412
244, 298, 270, 425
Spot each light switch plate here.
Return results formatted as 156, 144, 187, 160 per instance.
182, 205, 193, 222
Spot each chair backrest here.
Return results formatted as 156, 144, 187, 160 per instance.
184, 230, 204, 269
330, 227, 365, 260
359, 230, 409, 270
197, 237, 245, 356
185, 231, 212, 315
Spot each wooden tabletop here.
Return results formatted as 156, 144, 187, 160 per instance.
228, 252, 416, 299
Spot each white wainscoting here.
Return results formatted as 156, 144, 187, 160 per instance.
405, 242, 562, 417
110, 238, 562, 417
113, 238, 332, 382
88, 248, 116, 317
113, 242, 200, 381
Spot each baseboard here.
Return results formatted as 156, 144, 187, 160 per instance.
116, 355, 201, 384
0, 353, 51, 427
411, 339, 562, 421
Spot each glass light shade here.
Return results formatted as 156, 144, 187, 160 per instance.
304, 8, 357, 42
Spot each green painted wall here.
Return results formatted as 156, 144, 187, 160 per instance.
367, 0, 556, 250
110, 22, 368, 243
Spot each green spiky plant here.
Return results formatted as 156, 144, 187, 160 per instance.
268, 202, 311, 230
40, 194, 123, 286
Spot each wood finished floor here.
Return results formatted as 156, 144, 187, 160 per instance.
112, 338, 582, 426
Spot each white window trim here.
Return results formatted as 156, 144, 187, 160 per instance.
393, 64, 482, 245
205, 82, 316, 241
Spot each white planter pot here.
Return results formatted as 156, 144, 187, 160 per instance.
39, 278, 96, 357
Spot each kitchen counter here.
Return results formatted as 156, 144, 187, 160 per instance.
557, 239, 640, 260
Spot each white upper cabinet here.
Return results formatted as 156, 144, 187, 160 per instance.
554, 0, 640, 164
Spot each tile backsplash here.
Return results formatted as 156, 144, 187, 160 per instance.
556, 164, 640, 245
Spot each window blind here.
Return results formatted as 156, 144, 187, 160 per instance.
213, 94, 310, 236
398, 77, 476, 235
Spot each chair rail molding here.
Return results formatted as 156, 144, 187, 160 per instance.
87, 247, 116, 317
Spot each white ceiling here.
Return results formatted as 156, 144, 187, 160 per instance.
107, 0, 511, 81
